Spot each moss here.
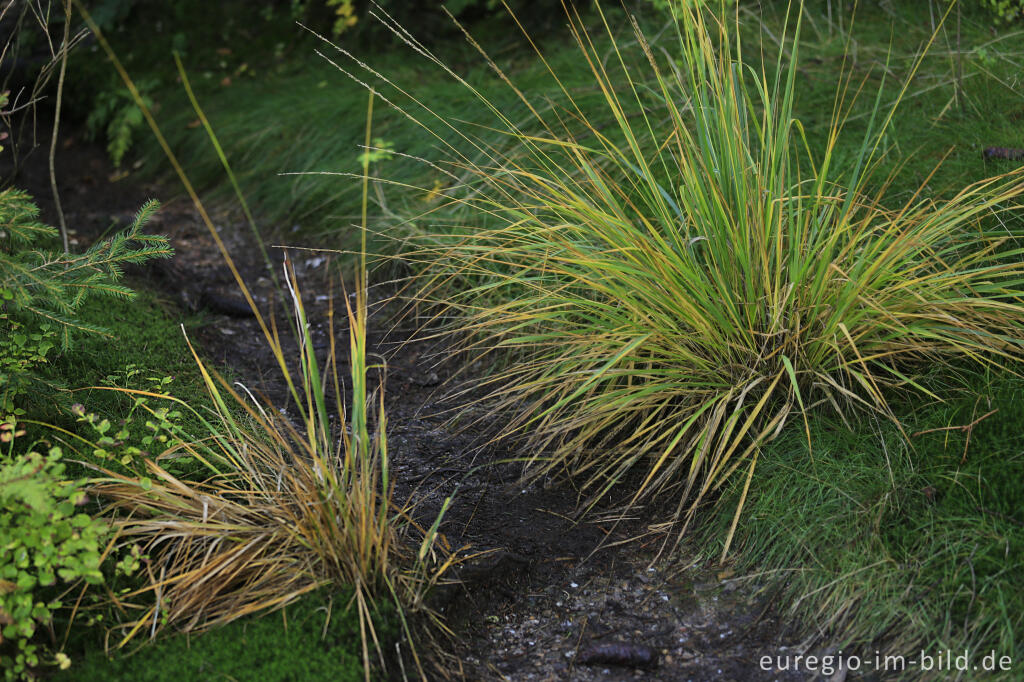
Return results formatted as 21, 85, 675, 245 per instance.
62, 590, 371, 682
700, 368, 1024, 667
14, 285, 203, 416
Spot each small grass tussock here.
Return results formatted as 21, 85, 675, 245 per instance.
388, 2, 1024, 552
76, 260, 450, 680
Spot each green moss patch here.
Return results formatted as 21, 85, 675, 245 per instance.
63, 590, 370, 682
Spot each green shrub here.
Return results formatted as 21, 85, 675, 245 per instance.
0, 189, 172, 416
0, 439, 108, 681
325, 0, 357, 35
976, 0, 1024, 22
0, 190, 175, 680
0, 320, 56, 418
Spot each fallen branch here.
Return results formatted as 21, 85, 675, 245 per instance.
911, 408, 997, 464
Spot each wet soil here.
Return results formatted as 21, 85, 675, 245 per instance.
7, 131, 835, 681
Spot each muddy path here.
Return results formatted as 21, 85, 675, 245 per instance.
9, 132, 831, 681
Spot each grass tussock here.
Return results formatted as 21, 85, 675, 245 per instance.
82, 259, 448, 679
383, 3, 1024, 553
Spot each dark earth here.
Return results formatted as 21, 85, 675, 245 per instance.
5, 123, 864, 681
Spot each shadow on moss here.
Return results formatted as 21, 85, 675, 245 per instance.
62, 588, 391, 682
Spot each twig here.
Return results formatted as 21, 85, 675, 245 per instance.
48, 0, 71, 252
910, 408, 997, 437
911, 407, 997, 464
568, 614, 589, 677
